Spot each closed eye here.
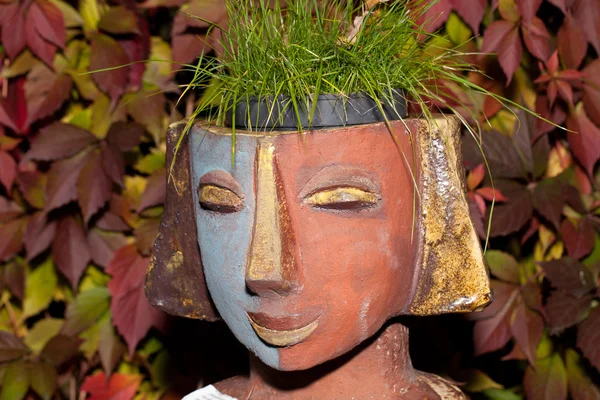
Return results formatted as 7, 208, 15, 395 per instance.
303, 187, 380, 210
198, 184, 244, 213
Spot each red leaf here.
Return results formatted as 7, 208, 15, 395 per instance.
561, 218, 595, 260
24, 211, 56, 261
90, 34, 130, 104
77, 150, 113, 223
516, 0, 542, 25
451, 0, 486, 34
137, 169, 166, 213
0, 3, 26, 61
28, 0, 65, 49
548, 0, 567, 13
101, 144, 125, 186
566, 105, 600, 177
482, 20, 515, 53
25, 64, 73, 126
545, 291, 592, 333
573, 0, 600, 54
171, 33, 211, 66
106, 122, 144, 152
107, 245, 167, 354
0, 197, 23, 222
577, 307, 600, 372
0, 77, 28, 134
497, 24, 523, 85
476, 187, 507, 202
583, 60, 600, 126
524, 354, 568, 400
556, 79, 574, 106
521, 17, 550, 61
566, 349, 600, 400
51, 216, 91, 288
467, 163, 485, 190
119, 37, 148, 91
24, 6, 57, 67
532, 178, 565, 230
27, 123, 98, 161
0, 151, 16, 191
487, 181, 533, 237
0, 217, 27, 262
538, 257, 596, 294
87, 229, 127, 267
473, 284, 519, 355
510, 301, 544, 365
17, 171, 46, 209
45, 150, 89, 211
558, 13, 588, 70
81, 373, 141, 400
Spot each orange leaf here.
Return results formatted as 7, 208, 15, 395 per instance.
81, 372, 141, 400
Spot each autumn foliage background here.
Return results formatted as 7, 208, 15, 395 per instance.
0, 0, 599, 398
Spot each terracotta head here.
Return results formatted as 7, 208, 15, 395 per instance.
146, 116, 491, 371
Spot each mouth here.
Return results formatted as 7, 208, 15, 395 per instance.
247, 311, 320, 347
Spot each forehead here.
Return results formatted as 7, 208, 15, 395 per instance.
189, 122, 416, 184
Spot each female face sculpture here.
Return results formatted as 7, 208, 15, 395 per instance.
146, 117, 491, 373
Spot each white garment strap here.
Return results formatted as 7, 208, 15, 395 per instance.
181, 385, 239, 400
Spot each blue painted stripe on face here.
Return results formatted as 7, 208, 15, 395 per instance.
189, 128, 279, 368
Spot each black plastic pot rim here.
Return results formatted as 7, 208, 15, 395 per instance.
224, 89, 407, 131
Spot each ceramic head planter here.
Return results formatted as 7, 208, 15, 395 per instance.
146, 114, 492, 399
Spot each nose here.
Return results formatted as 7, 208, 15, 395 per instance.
245, 139, 300, 296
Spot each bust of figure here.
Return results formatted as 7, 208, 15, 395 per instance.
146, 116, 491, 399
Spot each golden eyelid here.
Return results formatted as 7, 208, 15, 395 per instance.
304, 187, 379, 207
199, 184, 243, 212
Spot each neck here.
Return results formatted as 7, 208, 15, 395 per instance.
248, 322, 416, 399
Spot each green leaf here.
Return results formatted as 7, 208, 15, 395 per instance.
99, 316, 125, 377
150, 351, 169, 389
485, 250, 520, 284
29, 361, 57, 400
22, 259, 58, 319
464, 370, 503, 393
565, 348, 600, 399
134, 152, 165, 175
98, 6, 140, 35
24, 318, 63, 354
79, 317, 102, 360
0, 361, 29, 400
446, 12, 472, 45
482, 388, 523, 400
79, 265, 111, 292
62, 287, 110, 336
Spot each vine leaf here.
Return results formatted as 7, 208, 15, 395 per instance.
90, 34, 130, 104
107, 245, 167, 354
545, 291, 592, 334
51, 216, 92, 288
81, 372, 141, 400
62, 287, 110, 337
577, 307, 600, 372
566, 104, 600, 177
27, 123, 97, 162
558, 12, 588, 70
77, 149, 112, 223
561, 218, 595, 260
510, 301, 544, 366
0, 151, 16, 191
538, 257, 596, 294
45, 150, 90, 211
0, 332, 29, 363
524, 353, 568, 400
565, 349, 600, 400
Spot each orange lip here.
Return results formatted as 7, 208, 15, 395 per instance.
247, 311, 321, 347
